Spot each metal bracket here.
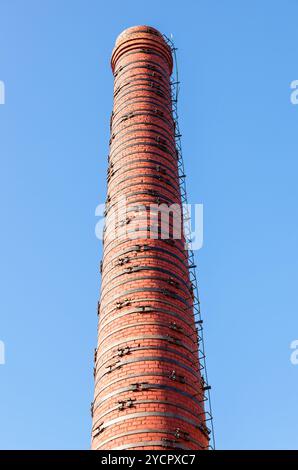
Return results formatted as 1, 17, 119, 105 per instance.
93, 422, 104, 437
118, 398, 136, 411
117, 346, 131, 357
148, 189, 158, 197
168, 277, 179, 288
116, 216, 133, 228
156, 135, 167, 145
123, 266, 141, 274
154, 108, 164, 117
161, 438, 178, 447
115, 298, 132, 309
120, 112, 134, 123
113, 65, 123, 77
131, 382, 149, 392
109, 133, 115, 145
169, 321, 183, 332
106, 360, 121, 373
198, 423, 211, 438
156, 164, 167, 174
169, 370, 185, 384
174, 428, 190, 441
135, 306, 154, 313
166, 335, 182, 346
116, 256, 130, 266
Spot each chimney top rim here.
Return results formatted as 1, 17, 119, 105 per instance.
115, 25, 163, 43
111, 25, 173, 74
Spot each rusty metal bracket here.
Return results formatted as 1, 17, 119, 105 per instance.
115, 298, 132, 309
118, 397, 136, 411
116, 256, 130, 266
169, 370, 185, 384
131, 382, 150, 392
174, 427, 190, 441
169, 321, 183, 332
117, 345, 131, 357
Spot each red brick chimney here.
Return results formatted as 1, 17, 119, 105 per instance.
91, 25, 210, 450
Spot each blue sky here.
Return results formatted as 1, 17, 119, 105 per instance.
0, 0, 297, 450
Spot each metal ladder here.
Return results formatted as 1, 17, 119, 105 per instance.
164, 34, 215, 450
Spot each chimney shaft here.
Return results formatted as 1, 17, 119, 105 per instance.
92, 26, 209, 450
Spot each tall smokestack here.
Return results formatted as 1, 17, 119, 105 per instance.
91, 25, 210, 450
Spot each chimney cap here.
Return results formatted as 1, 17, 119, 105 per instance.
111, 25, 173, 74
115, 25, 163, 44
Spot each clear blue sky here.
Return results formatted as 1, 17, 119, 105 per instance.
0, 0, 297, 450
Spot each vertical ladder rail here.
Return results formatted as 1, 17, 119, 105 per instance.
164, 35, 215, 450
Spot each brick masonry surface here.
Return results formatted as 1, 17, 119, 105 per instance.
91, 25, 209, 451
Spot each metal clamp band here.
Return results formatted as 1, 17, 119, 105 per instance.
107, 174, 180, 199
114, 61, 169, 82
114, 86, 168, 106
103, 243, 187, 269
102, 239, 188, 266
114, 83, 170, 104
99, 294, 191, 321
93, 426, 204, 450
95, 342, 196, 372
100, 275, 191, 306
110, 160, 177, 178
112, 114, 173, 139
114, 64, 168, 85
94, 433, 199, 451
114, 74, 170, 95
111, 441, 194, 451
101, 265, 190, 293
93, 397, 200, 427
102, 256, 189, 286
96, 337, 196, 374
99, 305, 195, 332
112, 112, 174, 134
95, 355, 199, 383
93, 376, 204, 411
114, 57, 170, 81
97, 327, 195, 355
100, 277, 191, 307
92, 410, 201, 438
109, 172, 178, 193
113, 94, 172, 121
114, 71, 166, 89
109, 139, 176, 162
114, 76, 170, 98
96, 338, 195, 372
101, 287, 192, 311
99, 300, 193, 329
113, 97, 172, 123
101, 270, 189, 300
110, 130, 175, 156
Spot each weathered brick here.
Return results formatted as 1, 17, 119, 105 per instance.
92, 25, 208, 451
